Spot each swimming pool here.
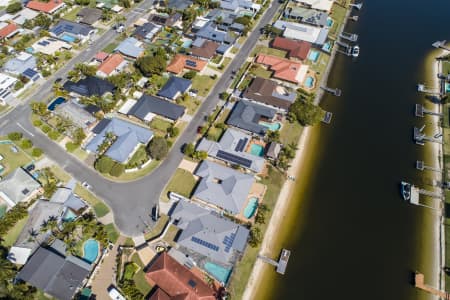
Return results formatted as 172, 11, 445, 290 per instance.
249, 144, 264, 157
204, 262, 232, 284
83, 239, 99, 264
63, 209, 77, 222
48, 97, 66, 111
304, 76, 314, 88
0, 205, 6, 218
60, 34, 76, 43
446, 82, 450, 93
327, 18, 334, 27
182, 39, 192, 48
244, 197, 258, 219
260, 121, 281, 131
26, 47, 34, 54
308, 50, 320, 62
322, 42, 332, 52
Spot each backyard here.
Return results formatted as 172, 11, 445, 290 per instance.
161, 168, 197, 202
251, 45, 287, 58
0, 140, 33, 176
191, 75, 217, 97
2, 215, 29, 247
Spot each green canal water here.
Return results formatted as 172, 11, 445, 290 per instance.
257, 1, 450, 299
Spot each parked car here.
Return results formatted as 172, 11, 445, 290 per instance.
25, 164, 35, 172
81, 181, 91, 189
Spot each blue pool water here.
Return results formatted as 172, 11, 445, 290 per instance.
304, 76, 314, 88
204, 262, 232, 284
250, 144, 264, 157
48, 97, 66, 111
327, 18, 334, 27
446, 82, 450, 93
308, 50, 320, 62
244, 197, 258, 218
322, 42, 332, 52
63, 209, 77, 222
182, 39, 192, 48
260, 121, 281, 131
61, 34, 76, 43
26, 47, 34, 54
83, 239, 99, 264
0, 205, 6, 218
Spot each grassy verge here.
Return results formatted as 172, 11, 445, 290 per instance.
251, 45, 287, 58
131, 253, 153, 295
2, 215, 29, 247
105, 223, 119, 243
0, 141, 33, 176
49, 164, 72, 183
144, 214, 169, 240
280, 121, 303, 146
231, 62, 251, 90
103, 42, 119, 53
74, 184, 110, 218
161, 168, 197, 202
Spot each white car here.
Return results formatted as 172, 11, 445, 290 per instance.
81, 181, 91, 189
108, 287, 126, 300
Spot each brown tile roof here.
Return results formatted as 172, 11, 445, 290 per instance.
256, 54, 303, 83
191, 40, 219, 59
26, 0, 64, 13
166, 54, 207, 74
97, 53, 124, 76
0, 23, 18, 39
272, 37, 311, 61
145, 252, 216, 300
243, 77, 295, 110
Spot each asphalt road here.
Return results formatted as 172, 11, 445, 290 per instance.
0, 0, 282, 236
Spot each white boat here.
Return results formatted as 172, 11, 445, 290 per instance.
351, 45, 360, 57
401, 181, 411, 201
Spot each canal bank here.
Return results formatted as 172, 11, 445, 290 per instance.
250, 1, 450, 299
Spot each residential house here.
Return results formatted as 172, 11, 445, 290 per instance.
114, 37, 144, 59
157, 76, 191, 101
166, 0, 193, 10
63, 76, 116, 97
94, 51, 109, 63
193, 160, 255, 215
7, 8, 39, 26
96, 0, 119, 10
274, 20, 329, 46
96, 53, 127, 78
54, 101, 97, 130
4, 52, 37, 76
31, 37, 72, 55
16, 243, 92, 300
133, 22, 162, 43
294, 0, 334, 12
271, 36, 311, 61
50, 19, 96, 44
166, 54, 207, 75
170, 200, 250, 266
284, 5, 328, 27
196, 127, 265, 173
242, 77, 297, 111
0, 72, 17, 105
26, 0, 65, 15
145, 252, 216, 300
127, 94, 185, 122
0, 22, 19, 40
226, 100, 276, 135
190, 39, 219, 60
77, 7, 103, 25
265, 141, 281, 160
0, 167, 41, 210
220, 0, 260, 15
149, 13, 182, 28
196, 22, 236, 45
192, 16, 209, 31
256, 54, 309, 83
85, 117, 153, 163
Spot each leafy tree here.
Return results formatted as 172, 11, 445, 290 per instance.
75, 63, 97, 77
234, 16, 251, 26
65, 142, 79, 152
48, 131, 60, 140
183, 71, 196, 80
183, 143, 195, 157
289, 100, 324, 126
107, 72, 130, 89
135, 48, 167, 76
6, 2, 22, 14
147, 136, 168, 160
248, 226, 262, 247
33, 119, 42, 127
95, 156, 115, 174
266, 130, 280, 143
109, 163, 125, 177
119, 280, 143, 299
7, 132, 22, 141
167, 126, 179, 138
31, 148, 42, 157
30, 101, 48, 116
41, 125, 51, 133
220, 92, 229, 100
193, 150, 207, 160
34, 13, 52, 29
72, 127, 86, 145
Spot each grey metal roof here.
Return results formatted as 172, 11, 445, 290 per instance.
63, 76, 115, 97
17, 246, 91, 300
129, 94, 185, 121
171, 200, 249, 265
226, 100, 276, 135
196, 22, 236, 44
193, 160, 254, 214
54, 101, 96, 129
167, 0, 193, 10
284, 6, 328, 27
157, 76, 191, 100
242, 77, 296, 111
77, 8, 102, 25
114, 37, 144, 58
86, 117, 153, 163
4, 53, 36, 75
266, 142, 281, 159
196, 128, 265, 172
50, 19, 94, 37
133, 22, 162, 42
0, 167, 41, 206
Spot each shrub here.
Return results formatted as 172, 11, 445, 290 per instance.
6, 1, 21, 14
65, 142, 79, 152
167, 126, 179, 138
183, 143, 195, 157
33, 119, 42, 127
41, 125, 51, 133
7, 132, 22, 141
95, 156, 115, 174
21, 139, 33, 149
183, 71, 197, 80
48, 131, 60, 140
109, 163, 125, 177
147, 136, 168, 160
31, 148, 43, 157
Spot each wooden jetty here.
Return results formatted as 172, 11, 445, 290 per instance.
339, 32, 358, 42
416, 160, 441, 172
349, 15, 359, 21
413, 126, 443, 145
321, 111, 333, 124
415, 104, 443, 118
335, 40, 352, 56
414, 272, 450, 300
417, 83, 440, 95
321, 86, 342, 96
349, 2, 363, 10
432, 40, 450, 51
258, 249, 291, 275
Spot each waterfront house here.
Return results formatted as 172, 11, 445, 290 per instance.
271, 36, 311, 61
226, 100, 276, 135
274, 20, 329, 46
31, 37, 72, 56
50, 19, 96, 44
166, 54, 207, 75
0, 167, 41, 210
293, 0, 334, 12
242, 77, 297, 111
96, 53, 127, 78
256, 54, 309, 84
196, 128, 265, 173
284, 4, 328, 27
157, 76, 192, 101
63, 76, 116, 97
114, 37, 144, 59
26, 0, 65, 15
127, 94, 185, 122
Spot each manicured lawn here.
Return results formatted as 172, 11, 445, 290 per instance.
191, 75, 217, 97
329, 2, 348, 38
0, 141, 33, 176
72, 147, 89, 161
162, 224, 179, 247
251, 45, 287, 58
238, 74, 253, 91
144, 214, 169, 241
3, 215, 29, 247
126, 145, 149, 168
249, 64, 273, 79
123, 262, 139, 280
131, 253, 153, 295
443, 61, 450, 75
150, 118, 172, 134
111, 160, 160, 181
231, 61, 251, 89
280, 121, 303, 146
123, 237, 135, 247
62, 6, 81, 21
104, 223, 119, 243
49, 164, 72, 183
103, 42, 119, 53
74, 184, 110, 218
161, 168, 197, 202
211, 55, 223, 64
308, 52, 331, 78
231, 46, 239, 54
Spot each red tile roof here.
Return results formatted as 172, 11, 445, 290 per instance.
272, 37, 311, 61
95, 51, 109, 62
256, 54, 303, 83
148, 288, 172, 300
166, 54, 207, 74
0, 23, 18, 39
26, 0, 64, 14
145, 253, 216, 300
97, 53, 125, 76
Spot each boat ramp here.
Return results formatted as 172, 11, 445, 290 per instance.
257, 249, 291, 275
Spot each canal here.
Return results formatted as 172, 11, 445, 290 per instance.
257, 1, 450, 299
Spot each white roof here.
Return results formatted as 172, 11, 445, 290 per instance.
275, 20, 328, 45
111, 5, 123, 12
7, 247, 32, 265
193, 16, 209, 29
118, 99, 137, 114
12, 8, 39, 25
0, 73, 17, 90
296, 64, 309, 83
32, 37, 72, 55
0, 13, 14, 22
299, 0, 333, 11
16, 52, 32, 61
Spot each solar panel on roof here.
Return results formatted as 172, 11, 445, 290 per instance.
23, 68, 38, 78
217, 150, 252, 168
185, 60, 197, 67
191, 236, 219, 251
